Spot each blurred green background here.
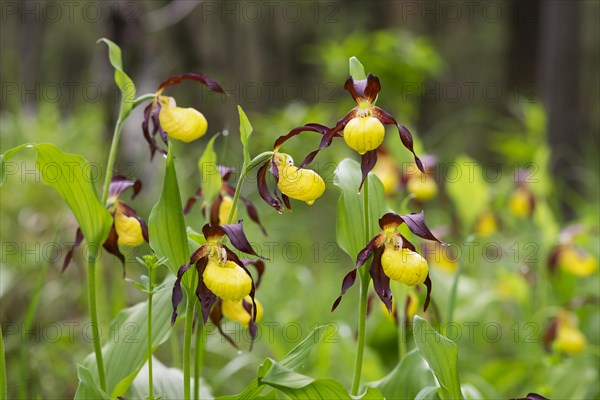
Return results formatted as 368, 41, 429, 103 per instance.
1, 1, 599, 399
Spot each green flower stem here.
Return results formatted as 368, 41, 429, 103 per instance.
147, 268, 155, 400
446, 235, 474, 324
87, 250, 107, 391
395, 285, 407, 361
351, 175, 371, 396
100, 119, 124, 205
194, 318, 206, 400
183, 293, 195, 400
1, 324, 6, 400
226, 165, 247, 225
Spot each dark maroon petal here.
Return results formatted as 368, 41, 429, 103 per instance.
201, 224, 225, 241
195, 258, 217, 324
332, 267, 361, 312
257, 161, 283, 213
210, 195, 223, 225
281, 194, 291, 211
210, 301, 239, 348
370, 247, 392, 313
221, 222, 267, 259
378, 213, 404, 230
241, 259, 265, 289
359, 150, 378, 192
239, 195, 267, 236
547, 246, 562, 274
400, 234, 416, 251
363, 74, 382, 103
273, 123, 333, 151
511, 393, 551, 400
423, 274, 432, 312
189, 244, 209, 264
153, 102, 169, 146
400, 211, 444, 243
344, 76, 365, 103
218, 166, 236, 181
103, 224, 126, 276
109, 176, 142, 199
373, 107, 424, 173
62, 228, 84, 272
171, 262, 192, 325
183, 188, 203, 215
357, 233, 386, 267
298, 116, 349, 169
137, 215, 149, 242
158, 72, 225, 94
142, 102, 164, 160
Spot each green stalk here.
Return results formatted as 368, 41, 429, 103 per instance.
147, 268, 155, 400
101, 119, 124, 205
87, 251, 107, 391
183, 294, 195, 400
446, 236, 474, 324
226, 165, 248, 225
0, 324, 6, 400
351, 175, 370, 395
194, 319, 206, 400
396, 285, 407, 361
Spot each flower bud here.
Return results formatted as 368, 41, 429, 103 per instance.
114, 211, 145, 247
509, 187, 532, 217
381, 247, 429, 286
159, 104, 208, 142
407, 175, 438, 202
558, 246, 598, 277
343, 116, 385, 155
221, 296, 264, 328
203, 260, 252, 301
277, 165, 325, 205
218, 195, 237, 225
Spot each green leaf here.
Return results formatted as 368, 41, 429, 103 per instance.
258, 359, 382, 400
334, 158, 387, 260
372, 349, 435, 400
349, 56, 367, 80
98, 38, 136, 119
413, 316, 464, 400
82, 277, 175, 398
218, 325, 329, 400
0, 144, 112, 249
128, 356, 213, 400
149, 145, 190, 276
444, 156, 489, 235
198, 133, 222, 209
74, 365, 110, 400
238, 105, 253, 165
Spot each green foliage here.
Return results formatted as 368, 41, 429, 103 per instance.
197, 134, 222, 209
149, 145, 190, 277
74, 365, 110, 400
372, 349, 435, 399
238, 105, 253, 166
81, 278, 175, 398
413, 316, 464, 400
335, 158, 387, 260
97, 38, 136, 120
0, 143, 112, 250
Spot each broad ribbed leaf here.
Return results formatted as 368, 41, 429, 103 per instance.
335, 158, 387, 260
98, 38, 136, 119
198, 134, 222, 208
259, 359, 382, 400
149, 145, 189, 276
413, 316, 464, 400
218, 325, 328, 400
74, 365, 110, 400
82, 278, 175, 398
372, 349, 435, 399
0, 144, 112, 249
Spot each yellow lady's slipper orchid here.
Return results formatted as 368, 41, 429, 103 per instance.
114, 210, 145, 247
343, 116, 385, 155
381, 247, 429, 286
475, 210, 497, 237
203, 259, 253, 302
558, 245, 598, 277
407, 175, 438, 202
509, 187, 533, 218
222, 296, 264, 328
218, 195, 237, 225
159, 100, 208, 143
333, 211, 443, 314
554, 322, 587, 355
